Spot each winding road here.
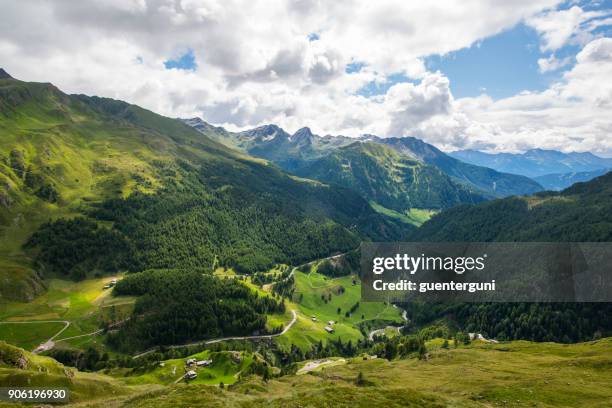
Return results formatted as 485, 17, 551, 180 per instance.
133, 309, 298, 359
0, 320, 71, 353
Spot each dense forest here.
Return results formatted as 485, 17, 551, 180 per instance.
316, 249, 360, 278
107, 269, 285, 352
404, 172, 612, 342
410, 172, 612, 242
26, 153, 411, 277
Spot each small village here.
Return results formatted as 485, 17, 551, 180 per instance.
311, 315, 335, 334
184, 358, 213, 380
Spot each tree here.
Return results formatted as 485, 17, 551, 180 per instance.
355, 371, 365, 386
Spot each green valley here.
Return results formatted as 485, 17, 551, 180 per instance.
0, 74, 409, 301
1, 72, 611, 408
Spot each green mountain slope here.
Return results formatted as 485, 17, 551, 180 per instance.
0, 75, 410, 301
0, 341, 132, 403
292, 142, 486, 213
379, 137, 543, 198
184, 119, 543, 199
405, 173, 612, 343
409, 171, 612, 242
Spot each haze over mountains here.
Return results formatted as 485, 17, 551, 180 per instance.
451, 149, 612, 190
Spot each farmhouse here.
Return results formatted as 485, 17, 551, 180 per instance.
196, 359, 212, 367
311, 315, 318, 321
185, 370, 197, 380
327, 321, 335, 325
324, 326, 334, 333
185, 358, 196, 366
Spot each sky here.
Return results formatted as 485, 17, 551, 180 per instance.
1, 0, 612, 155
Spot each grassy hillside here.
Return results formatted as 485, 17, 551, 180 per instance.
0, 341, 135, 404
292, 142, 485, 213
276, 267, 403, 350
62, 338, 612, 408
0, 76, 410, 301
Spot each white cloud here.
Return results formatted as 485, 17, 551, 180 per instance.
450, 38, 612, 155
1, 0, 611, 155
527, 5, 612, 51
537, 54, 573, 72
385, 73, 453, 137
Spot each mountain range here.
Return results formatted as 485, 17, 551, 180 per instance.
183, 118, 543, 214
451, 149, 612, 189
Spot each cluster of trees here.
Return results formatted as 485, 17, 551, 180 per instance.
252, 272, 280, 286
404, 302, 612, 343
25, 218, 131, 280
272, 275, 295, 299
46, 347, 110, 371
316, 250, 360, 278
370, 334, 427, 360
107, 269, 284, 352
46, 346, 112, 371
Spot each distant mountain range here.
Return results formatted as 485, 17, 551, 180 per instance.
184, 118, 543, 213
533, 168, 612, 191
451, 149, 612, 187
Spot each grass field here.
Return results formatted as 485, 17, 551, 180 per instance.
112, 350, 255, 387
0, 275, 134, 351
63, 337, 612, 408
369, 202, 436, 226
275, 268, 403, 350
0, 321, 66, 351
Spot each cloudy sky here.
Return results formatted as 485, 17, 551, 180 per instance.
2, 0, 612, 155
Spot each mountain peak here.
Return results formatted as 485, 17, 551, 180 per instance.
0, 68, 13, 79
292, 127, 314, 142
242, 124, 289, 141
181, 117, 226, 134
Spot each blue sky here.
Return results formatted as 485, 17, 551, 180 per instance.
353, 0, 612, 100
353, 22, 558, 99
164, 49, 197, 71
425, 23, 555, 99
